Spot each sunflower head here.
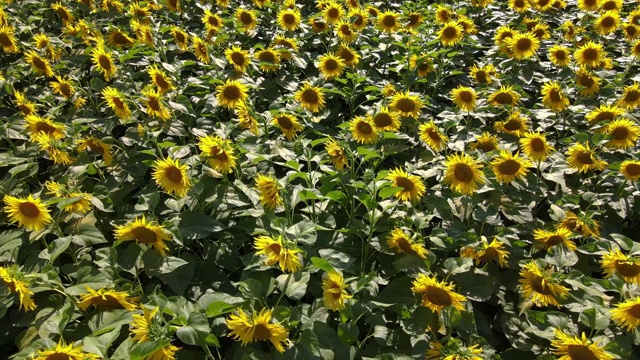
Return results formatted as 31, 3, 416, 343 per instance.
419, 121, 448, 152
443, 153, 486, 195
255, 174, 283, 210
226, 308, 291, 352
518, 261, 569, 307
620, 160, 640, 181
411, 274, 467, 314
217, 79, 249, 109
451, 86, 477, 112
350, 116, 378, 144
295, 83, 325, 113
114, 215, 172, 255
490, 150, 532, 183
152, 157, 192, 198
3, 194, 53, 231
386, 228, 428, 258
322, 271, 352, 311
551, 330, 614, 360
565, 142, 608, 173
386, 168, 426, 203
389, 91, 423, 117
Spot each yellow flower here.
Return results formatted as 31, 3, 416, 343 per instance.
235, 102, 259, 135
488, 86, 520, 106
548, 45, 571, 67
461, 238, 510, 268
325, 138, 348, 170
371, 107, 400, 132
25, 50, 54, 78
227, 308, 290, 353
114, 215, 172, 256
102, 87, 131, 120
323, 271, 352, 311
617, 82, 640, 110
508, 32, 540, 60
457, 15, 477, 35
349, 8, 369, 31
439, 21, 464, 46
202, 10, 223, 34
236, 8, 258, 32
601, 0, 622, 10
130, 306, 159, 343
170, 27, 189, 51
0, 266, 36, 311
91, 47, 116, 81
45, 181, 93, 213
604, 118, 640, 149
309, 18, 329, 33
541, 81, 569, 112
322, 1, 344, 24
620, 160, 640, 181
577, 0, 599, 11
451, 86, 477, 112
574, 41, 605, 68
378, 10, 400, 32
0, 25, 20, 53
51, 2, 74, 24
24, 114, 65, 140
611, 297, 640, 331
631, 39, 640, 58
595, 10, 620, 35
410, 54, 434, 77
551, 330, 614, 360
255, 48, 280, 72
317, 52, 345, 79
14, 90, 37, 116
601, 249, 640, 285
78, 286, 138, 310
386, 228, 428, 258
216, 79, 249, 109
495, 110, 529, 137
3, 194, 52, 231
255, 174, 283, 210
469, 63, 497, 84
350, 116, 378, 144
192, 36, 209, 64
152, 157, 191, 198
277, 8, 300, 31
166, 0, 181, 12
411, 274, 467, 314
624, 22, 640, 41
32, 340, 88, 360
418, 121, 448, 151
519, 132, 554, 162
33, 134, 74, 165
254, 235, 302, 272
469, 132, 499, 153
490, 151, 532, 183
295, 83, 325, 113
141, 86, 171, 121
272, 113, 302, 140
148, 64, 173, 93
224, 46, 251, 73
518, 261, 568, 307
494, 26, 516, 47
558, 210, 600, 238
198, 135, 237, 174
585, 104, 624, 125
386, 168, 426, 202
444, 153, 485, 195
565, 142, 608, 173
146, 345, 180, 360
390, 91, 423, 117
533, 227, 577, 252
49, 76, 75, 99
509, 0, 530, 12
576, 67, 601, 97
334, 21, 358, 43
107, 28, 134, 47
405, 12, 424, 29
426, 341, 483, 360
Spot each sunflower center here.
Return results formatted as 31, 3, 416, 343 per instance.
112, 97, 125, 109
230, 52, 246, 66
418, 62, 430, 72
35, 122, 57, 134
479, 247, 498, 261
327, 8, 339, 19
549, 89, 562, 102
155, 74, 169, 88
579, 74, 594, 87
383, 15, 396, 27
427, 128, 441, 141
494, 93, 513, 105
538, 0, 550, 6
20, 105, 33, 115
584, 0, 597, 5
611, 126, 629, 140
19, 202, 40, 218
354, 16, 364, 27
283, 13, 296, 25
239, 12, 253, 25
566, 345, 599, 360
582, 48, 598, 61
531, 276, 555, 295
223, 85, 241, 101
576, 151, 594, 165
396, 237, 415, 254
131, 227, 158, 244
442, 26, 458, 39
32, 56, 47, 70
59, 83, 72, 97
395, 176, 415, 192
459, 90, 473, 103
546, 235, 563, 246
408, 14, 421, 26
0, 33, 12, 47
628, 304, 640, 319
340, 49, 354, 62
516, 38, 532, 52
259, 51, 275, 62
98, 55, 112, 70
277, 116, 293, 130
498, 159, 521, 176
624, 90, 640, 102
88, 142, 105, 154
425, 286, 452, 306
627, 26, 638, 36
168, 0, 178, 8
45, 352, 73, 360
357, 121, 372, 134
324, 59, 339, 71
268, 243, 282, 255
339, 25, 352, 36
615, 261, 640, 277
175, 32, 186, 43
253, 323, 271, 340
626, 163, 640, 176
113, 33, 130, 45
504, 118, 522, 131
148, 97, 160, 111
601, 17, 615, 28
208, 16, 220, 28
165, 166, 183, 183
454, 163, 474, 183
396, 98, 416, 113
56, 8, 70, 21
594, 112, 614, 122
514, 0, 525, 7
554, 51, 566, 60
373, 113, 392, 127
475, 71, 488, 83
530, 138, 545, 152
301, 89, 319, 104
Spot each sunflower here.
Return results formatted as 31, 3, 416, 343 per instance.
14, 91, 36, 116
45, 181, 93, 213
468, 132, 498, 153
585, 104, 624, 125
130, 306, 159, 343
617, 83, 640, 110
170, 27, 189, 51
604, 119, 640, 149
255, 174, 283, 210
595, 10, 620, 35
273, 36, 297, 60
509, 0, 529, 12
235, 102, 259, 135
386, 168, 426, 203
390, 91, 423, 117
630, 9, 640, 25
490, 151, 532, 183
577, 0, 599, 11
114, 215, 172, 256
166, 0, 181, 12
419, 121, 448, 152
566, 142, 608, 173
518, 262, 568, 307
0, 266, 36, 311
378, 10, 400, 33
631, 39, 640, 58
533, 227, 577, 252
487, 86, 520, 106
107, 28, 134, 47
382, 83, 396, 97
439, 22, 464, 46
152, 157, 191, 198
295, 83, 325, 113
519, 132, 553, 162
461, 238, 509, 268
575, 67, 601, 97
3, 194, 52, 231
350, 116, 378, 144
574, 41, 605, 67
0, 26, 20, 53
78, 286, 138, 310
494, 26, 516, 47
24, 114, 65, 140
24, 50, 54, 78
411, 274, 466, 314
33, 134, 73, 165
426, 341, 483, 360
129, 3, 150, 19
334, 21, 358, 43
457, 15, 477, 35
508, 32, 540, 60
91, 47, 116, 81
309, 18, 329, 33
33, 33, 50, 49
434, 5, 452, 24
469, 64, 497, 84
192, 36, 209, 64
272, 113, 302, 140
325, 138, 348, 170
254, 235, 302, 272
337, 44, 360, 67
387, 228, 428, 258
346, 8, 368, 31
611, 297, 640, 331
541, 81, 569, 112
198, 135, 237, 174
531, 23, 551, 40
255, 48, 280, 72
601, 249, 640, 285
32, 341, 87, 360
148, 64, 173, 93
141, 86, 171, 121
443, 153, 486, 195
548, 45, 571, 67
622, 22, 639, 40
226, 308, 290, 353
558, 210, 601, 238
102, 87, 131, 120
236, 8, 258, 32
495, 110, 529, 137
322, 1, 344, 24
274, 8, 300, 32
551, 330, 614, 360
51, 2, 74, 25
317, 53, 345, 79
49, 76, 75, 99
451, 86, 477, 112
216, 79, 249, 110
620, 160, 640, 181
410, 54, 434, 77
202, 9, 223, 33
323, 271, 352, 311
371, 107, 400, 132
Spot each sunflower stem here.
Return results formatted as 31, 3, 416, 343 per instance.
201, 345, 215, 360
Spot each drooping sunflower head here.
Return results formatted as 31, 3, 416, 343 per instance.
101, 86, 131, 120
324, 138, 348, 170
3, 194, 53, 232
0, 266, 37, 312
443, 153, 486, 195
255, 48, 280, 72
170, 27, 189, 51
411, 273, 467, 314
386, 168, 426, 203
386, 228, 428, 258
405, 12, 423, 29
255, 174, 283, 210
337, 44, 360, 67
461, 238, 510, 268
494, 110, 529, 137
350, 116, 378, 144
419, 120, 448, 152
611, 297, 640, 331
469, 132, 499, 153
130, 306, 161, 344
518, 261, 569, 307
226, 308, 290, 353
490, 150, 532, 184
24, 114, 66, 140
322, 271, 352, 311
152, 157, 192, 198
533, 227, 577, 252
192, 36, 210, 64
77, 286, 138, 311
295, 83, 325, 113
148, 64, 173, 93
198, 135, 237, 174
309, 18, 329, 33
541, 81, 569, 112
410, 54, 434, 77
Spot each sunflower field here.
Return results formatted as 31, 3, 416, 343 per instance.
2, 0, 640, 359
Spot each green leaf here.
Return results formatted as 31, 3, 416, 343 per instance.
579, 307, 609, 330
205, 301, 238, 318
143, 253, 195, 295
38, 237, 71, 263
378, 186, 403, 200
276, 272, 310, 300
71, 223, 108, 246
179, 211, 224, 240
311, 257, 335, 273
130, 341, 170, 360
176, 312, 213, 346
